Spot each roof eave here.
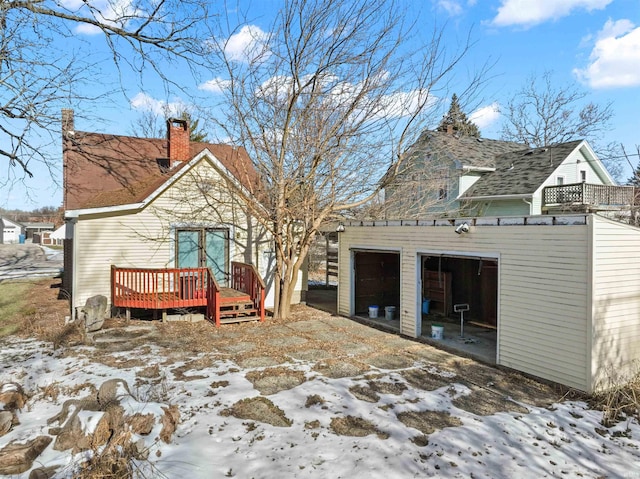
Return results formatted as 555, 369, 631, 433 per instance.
65, 202, 145, 218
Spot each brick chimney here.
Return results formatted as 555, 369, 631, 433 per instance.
167, 118, 189, 165
62, 109, 74, 136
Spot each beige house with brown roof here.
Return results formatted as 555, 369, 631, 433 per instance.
62, 110, 301, 322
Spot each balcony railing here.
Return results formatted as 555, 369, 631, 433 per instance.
543, 183, 637, 210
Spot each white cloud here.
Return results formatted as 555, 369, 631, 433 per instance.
469, 102, 500, 129
574, 19, 640, 89
130, 92, 186, 116
224, 25, 269, 63
436, 1, 463, 16
491, 0, 612, 28
62, 0, 142, 35
254, 71, 430, 121
198, 77, 232, 94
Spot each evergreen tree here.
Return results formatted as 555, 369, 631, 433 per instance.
437, 93, 481, 137
627, 161, 640, 187
178, 111, 209, 142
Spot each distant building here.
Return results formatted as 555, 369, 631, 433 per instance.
0, 217, 25, 244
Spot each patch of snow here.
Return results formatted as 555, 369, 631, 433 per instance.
0, 336, 639, 478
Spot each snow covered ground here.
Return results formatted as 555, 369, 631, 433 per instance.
1, 328, 640, 478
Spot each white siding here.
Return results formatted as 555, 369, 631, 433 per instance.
482, 200, 529, 217
72, 158, 275, 310
1, 218, 23, 244
338, 219, 591, 390
591, 216, 640, 390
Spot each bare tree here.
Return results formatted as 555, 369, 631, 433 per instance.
500, 71, 614, 147
1, 0, 210, 187
210, 0, 481, 318
130, 109, 210, 141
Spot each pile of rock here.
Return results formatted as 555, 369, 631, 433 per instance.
0, 378, 180, 477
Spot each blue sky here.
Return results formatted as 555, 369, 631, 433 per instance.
3, 0, 640, 210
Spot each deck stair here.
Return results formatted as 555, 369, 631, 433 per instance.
219, 288, 259, 322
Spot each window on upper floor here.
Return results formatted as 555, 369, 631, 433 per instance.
580, 170, 586, 182
556, 176, 565, 186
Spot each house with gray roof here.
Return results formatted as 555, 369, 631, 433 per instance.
383, 130, 617, 218
459, 139, 615, 216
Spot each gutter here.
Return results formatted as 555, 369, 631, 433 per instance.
459, 193, 533, 201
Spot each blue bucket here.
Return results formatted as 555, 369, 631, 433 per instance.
422, 299, 430, 314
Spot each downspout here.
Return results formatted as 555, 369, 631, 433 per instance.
522, 197, 533, 215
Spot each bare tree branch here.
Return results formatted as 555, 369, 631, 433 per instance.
207, 0, 482, 318
0, 0, 211, 190
500, 71, 614, 147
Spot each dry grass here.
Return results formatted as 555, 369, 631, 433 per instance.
592, 372, 640, 427
0, 280, 34, 336
0, 277, 79, 346
71, 430, 154, 479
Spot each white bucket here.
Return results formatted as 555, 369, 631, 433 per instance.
368, 306, 379, 319
431, 324, 444, 340
384, 306, 396, 320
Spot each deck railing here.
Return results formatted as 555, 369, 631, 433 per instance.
231, 261, 266, 322
111, 266, 219, 311
111, 263, 264, 325
543, 183, 637, 209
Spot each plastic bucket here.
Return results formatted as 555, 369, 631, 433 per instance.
384, 306, 396, 320
422, 299, 430, 314
431, 324, 444, 340
368, 305, 379, 319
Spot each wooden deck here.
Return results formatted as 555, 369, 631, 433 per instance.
111, 262, 266, 326
543, 183, 637, 212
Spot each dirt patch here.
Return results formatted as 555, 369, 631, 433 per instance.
330, 416, 389, 439
305, 395, 326, 408
234, 355, 288, 369
221, 397, 292, 427
170, 357, 216, 381
136, 364, 161, 379
396, 410, 463, 435
87, 354, 148, 370
350, 379, 408, 403
313, 359, 370, 379
448, 361, 560, 407
245, 367, 306, 395
366, 353, 416, 370
286, 349, 333, 362
452, 387, 530, 416
400, 368, 456, 392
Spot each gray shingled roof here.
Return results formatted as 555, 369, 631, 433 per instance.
460, 140, 583, 198
407, 130, 526, 168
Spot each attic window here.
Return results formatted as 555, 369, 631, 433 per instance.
156, 158, 171, 172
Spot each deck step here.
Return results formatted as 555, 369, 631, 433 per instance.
220, 308, 258, 318
219, 315, 261, 324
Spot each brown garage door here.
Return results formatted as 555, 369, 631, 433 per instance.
354, 250, 400, 315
